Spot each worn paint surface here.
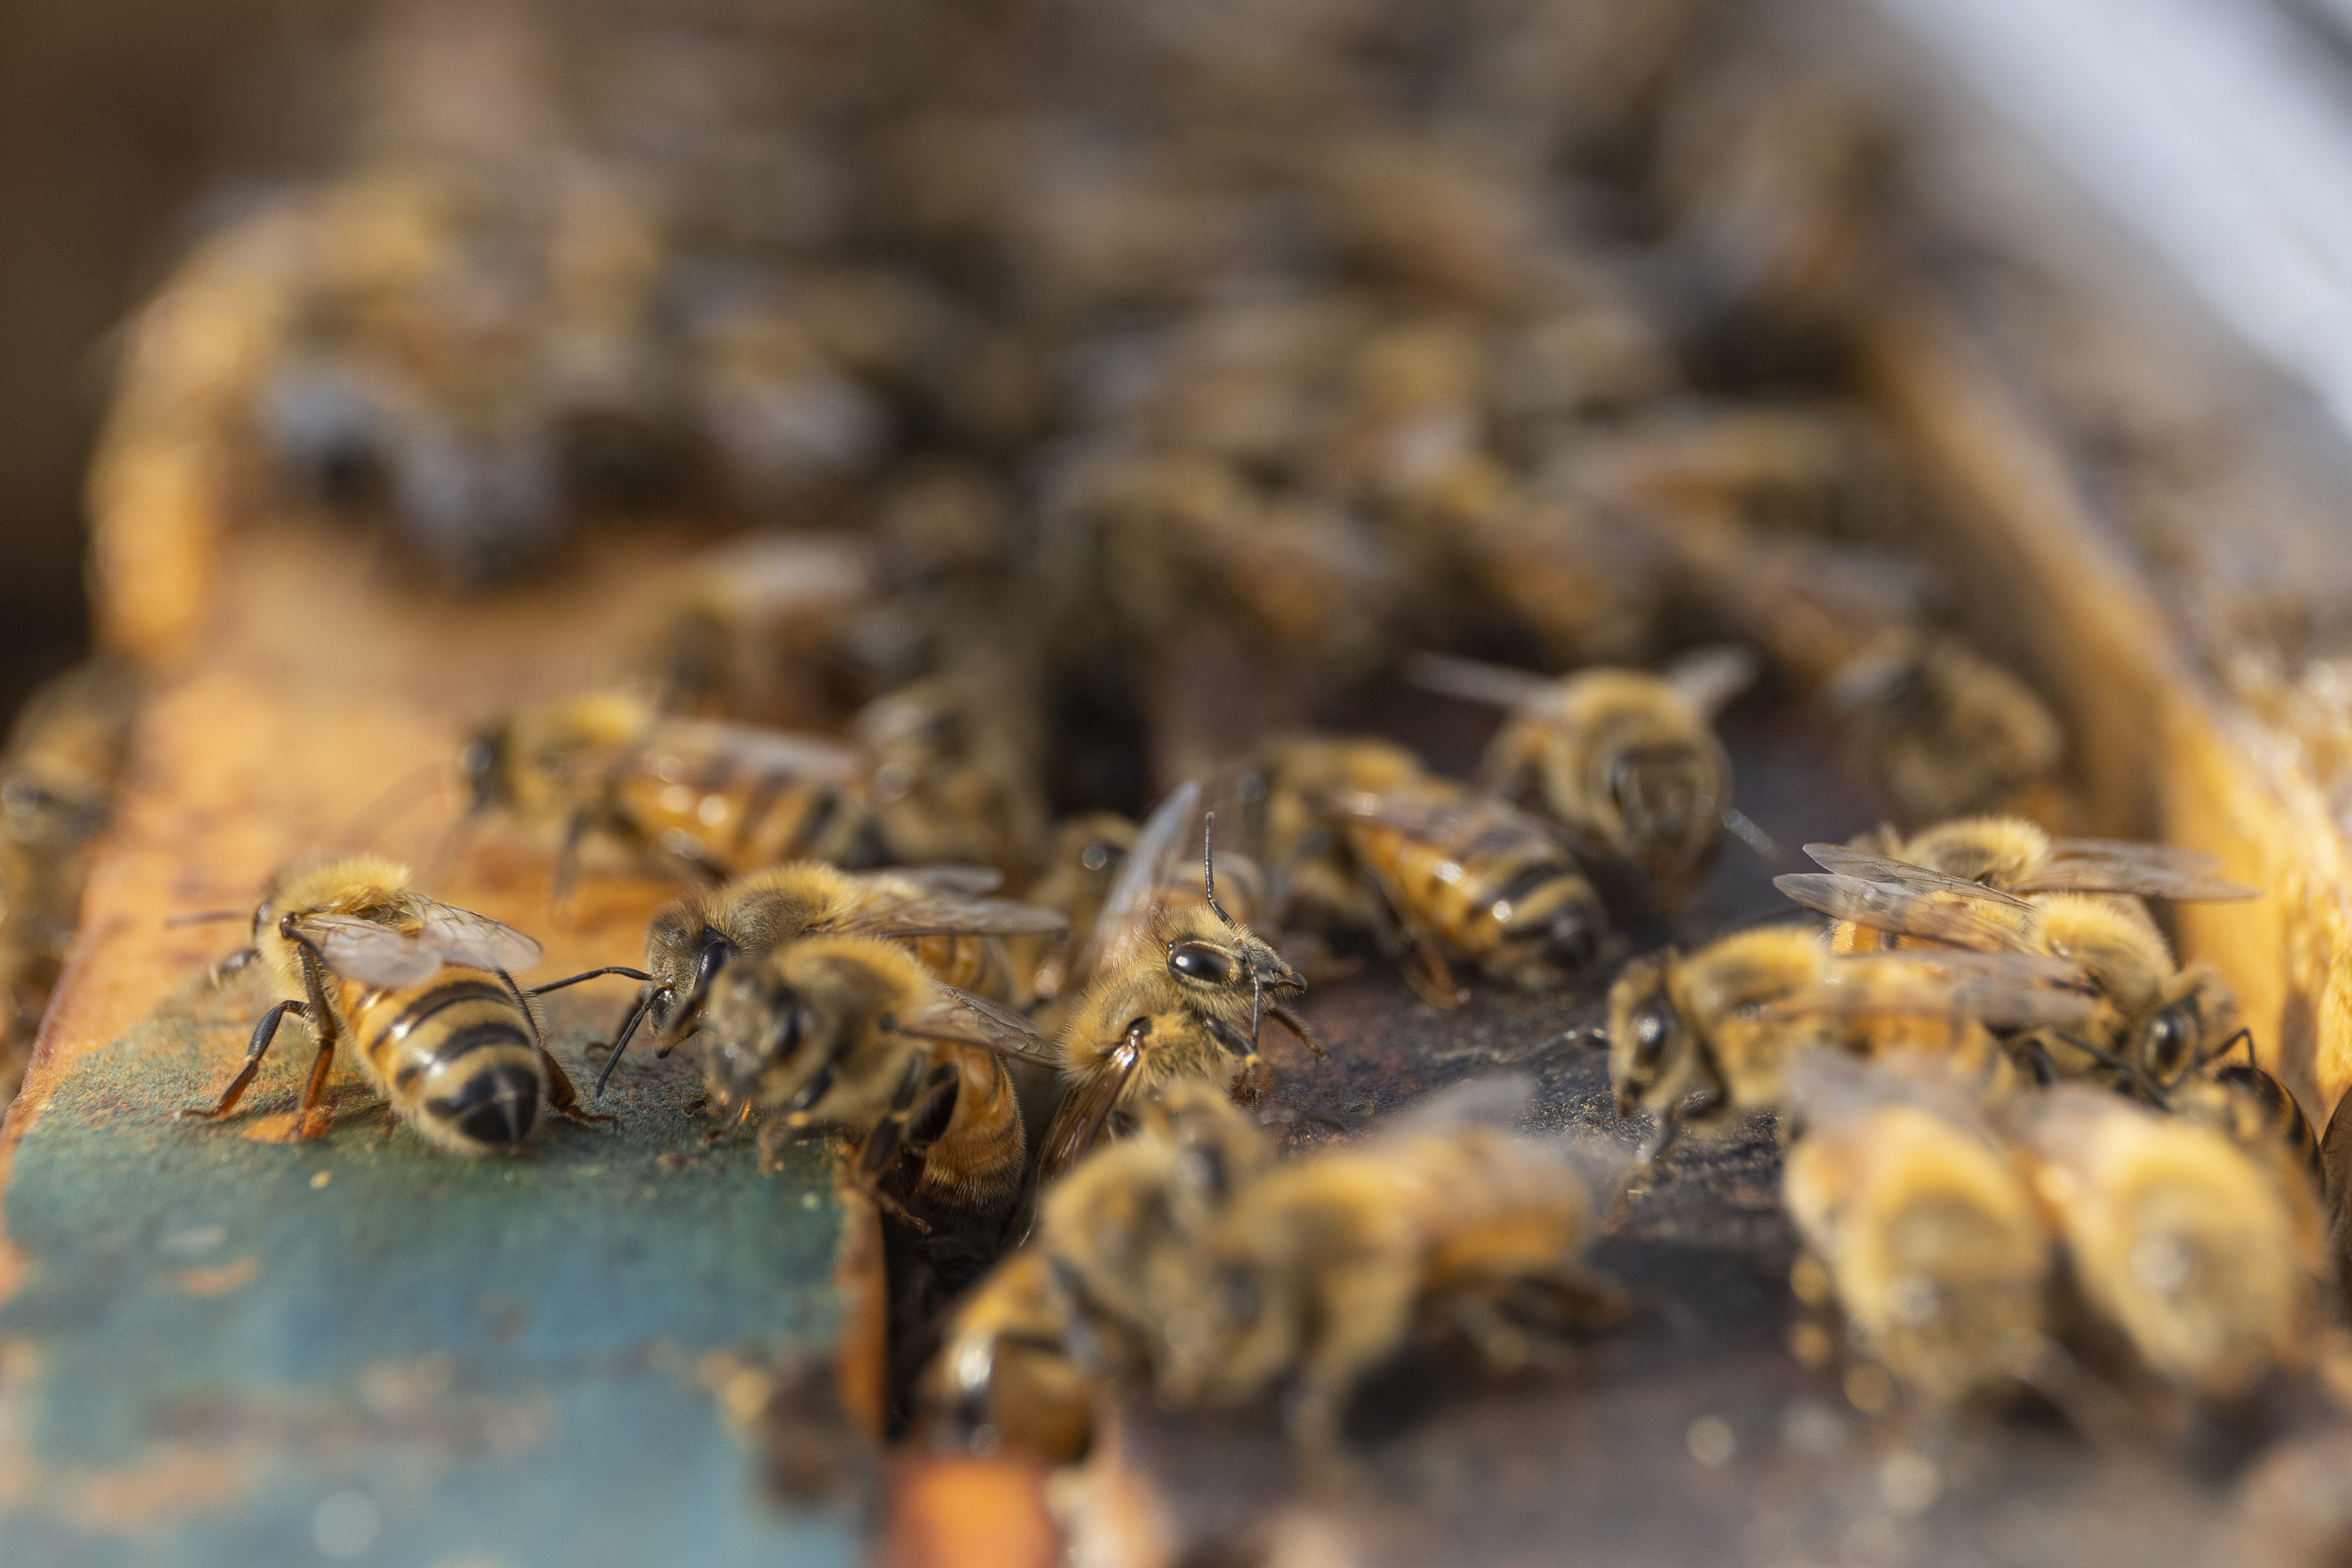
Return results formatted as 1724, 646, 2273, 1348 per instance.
0, 990, 865, 1567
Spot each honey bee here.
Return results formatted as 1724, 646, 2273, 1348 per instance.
1211, 733, 1423, 952
1148, 1104, 1627, 1448
1606, 926, 2089, 1154
585, 860, 1067, 1096
461, 690, 884, 899
2016, 1088, 2325, 1398
852, 673, 1049, 879
1014, 813, 1139, 1003
686, 934, 1063, 1217
1835, 816, 2259, 906
1032, 783, 1322, 1183
1407, 645, 1752, 907
1825, 634, 2065, 825
178, 855, 611, 1152
639, 531, 881, 729
919, 1081, 1270, 1461
1781, 1052, 2053, 1408
1318, 775, 1610, 1005
1777, 851, 2250, 1088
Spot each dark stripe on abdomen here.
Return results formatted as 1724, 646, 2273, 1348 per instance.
382, 978, 512, 1045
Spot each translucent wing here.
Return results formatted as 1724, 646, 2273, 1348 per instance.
1761, 952, 2096, 1028
1070, 780, 1201, 986
1403, 651, 1558, 712
1032, 1038, 1146, 1184
872, 865, 1005, 897
2020, 842, 2259, 902
1775, 872, 2045, 954
634, 718, 866, 789
290, 914, 444, 989
409, 899, 545, 973
833, 874, 1068, 940
1661, 643, 1758, 720
890, 984, 1063, 1068
1320, 785, 1551, 850
1800, 844, 2038, 911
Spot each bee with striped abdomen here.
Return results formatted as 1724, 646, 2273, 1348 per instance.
461, 691, 884, 900
179, 855, 611, 1152
687, 935, 1063, 1217
588, 861, 1067, 1096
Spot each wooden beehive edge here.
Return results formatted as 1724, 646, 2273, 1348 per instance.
1860, 286, 2352, 1122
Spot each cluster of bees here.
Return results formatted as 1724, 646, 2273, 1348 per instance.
84, 0, 2340, 1502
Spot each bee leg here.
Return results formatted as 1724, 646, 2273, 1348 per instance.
285, 945, 346, 1140
1265, 1002, 1327, 1060
550, 813, 591, 911
844, 1056, 958, 1193
1229, 1055, 1268, 1103
539, 1046, 619, 1129
177, 999, 308, 1122
701, 1097, 757, 1146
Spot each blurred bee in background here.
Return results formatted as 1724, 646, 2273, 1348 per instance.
589, 861, 1066, 1096
1210, 733, 1422, 962
178, 854, 610, 1151
1147, 1086, 1627, 1449
684, 934, 1062, 1218
1777, 850, 2252, 1090
2015, 1088, 2325, 1401
1826, 634, 2066, 826
1569, 402, 1900, 540
1846, 815, 2260, 905
1032, 783, 1321, 1185
1782, 1051, 2053, 1410
920, 1081, 1270, 1462
0, 661, 140, 1101
460, 690, 884, 899
637, 531, 881, 729
1014, 814, 1138, 1004
1606, 925, 2090, 1155
853, 672, 1049, 880
1409, 645, 1753, 907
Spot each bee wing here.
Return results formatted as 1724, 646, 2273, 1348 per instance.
1320, 785, 1519, 845
891, 985, 1063, 1068
1032, 1039, 1146, 1184
1762, 956, 2096, 1028
1402, 651, 1557, 712
1661, 643, 1758, 720
2021, 843, 2260, 902
289, 914, 444, 989
836, 887, 1070, 939
408, 899, 545, 973
635, 718, 866, 788
1072, 780, 1201, 984
1774, 872, 2045, 954
869, 864, 1006, 897
1800, 844, 2038, 910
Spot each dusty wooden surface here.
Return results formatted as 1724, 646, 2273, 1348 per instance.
0, 524, 886, 1566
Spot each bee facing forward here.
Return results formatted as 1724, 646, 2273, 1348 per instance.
1606, 926, 2088, 1153
689, 935, 1063, 1216
1408, 646, 1751, 907
1033, 785, 1324, 1185
180, 855, 609, 1152
460, 691, 885, 900
587, 861, 1064, 1098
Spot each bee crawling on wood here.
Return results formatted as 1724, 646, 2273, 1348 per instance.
178, 854, 614, 1152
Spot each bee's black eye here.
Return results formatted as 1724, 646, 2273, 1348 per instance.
2143, 1003, 2197, 1080
1630, 997, 1678, 1074
1168, 941, 1235, 986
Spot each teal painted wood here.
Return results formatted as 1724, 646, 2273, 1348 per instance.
0, 991, 866, 1567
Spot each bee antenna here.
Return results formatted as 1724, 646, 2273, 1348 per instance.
165, 909, 247, 927
1203, 811, 1239, 932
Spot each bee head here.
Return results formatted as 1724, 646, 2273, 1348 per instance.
1601, 741, 1726, 885
1606, 949, 1686, 1117
2136, 963, 2240, 1086
643, 897, 739, 1042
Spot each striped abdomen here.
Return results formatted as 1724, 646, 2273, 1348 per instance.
912, 1042, 1028, 1212
617, 762, 884, 876
1347, 807, 1601, 977
341, 965, 545, 1153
